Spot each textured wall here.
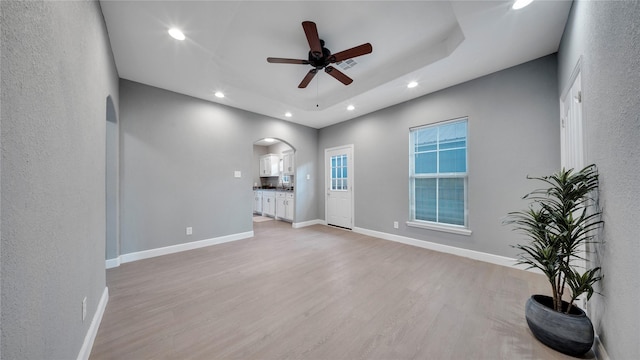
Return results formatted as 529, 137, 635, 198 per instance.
318, 55, 560, 258
1, 1, 119, 359
558, 1, 640, 358
119, 80, 318, 254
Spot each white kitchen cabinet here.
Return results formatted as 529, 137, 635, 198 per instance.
285, 192, 294, 220
282, 150, 295, 176
259, 154, 280, 177
276, 191, 294, 221
276, 192, 287, 219
253, 190, 262, 214
262, 191, 276, 217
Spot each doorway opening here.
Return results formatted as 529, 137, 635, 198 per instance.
105, 95, 119, 268
252, 138, 296, 227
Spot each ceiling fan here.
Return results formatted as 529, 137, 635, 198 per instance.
267, 21, 373, 88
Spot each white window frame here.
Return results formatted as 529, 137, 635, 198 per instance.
407, 117, 471, 236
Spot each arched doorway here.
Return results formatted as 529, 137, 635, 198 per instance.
105, 95, 119, 268
252, 138, 296, 227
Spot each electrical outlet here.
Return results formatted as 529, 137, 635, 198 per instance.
394, 221, 399, 229
82, 297, 87, 322
186, 227, 193, 235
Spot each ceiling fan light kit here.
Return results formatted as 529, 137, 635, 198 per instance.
267, 21, 372, 89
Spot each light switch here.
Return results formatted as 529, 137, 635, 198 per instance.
306, 174, 311, 180
234, 171, 241, 178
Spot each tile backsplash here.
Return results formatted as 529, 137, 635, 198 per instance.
258, 175, 294, 189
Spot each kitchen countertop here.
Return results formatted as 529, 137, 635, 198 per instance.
253, 187, 294, 192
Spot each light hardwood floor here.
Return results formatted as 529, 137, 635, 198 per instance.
90, 220, 593, 359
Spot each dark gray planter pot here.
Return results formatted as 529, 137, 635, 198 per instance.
525, 295, 594, 356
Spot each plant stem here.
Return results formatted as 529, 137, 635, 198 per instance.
566, 300, 574, 315
556, 271, 564, 311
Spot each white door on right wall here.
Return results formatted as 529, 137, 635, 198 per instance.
561, 70, 584, 171
560, 67, 587, 310
325, 145, 354, 229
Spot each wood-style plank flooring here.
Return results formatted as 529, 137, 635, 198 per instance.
90, 220, 593, 359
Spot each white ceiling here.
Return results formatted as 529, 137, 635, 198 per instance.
100, 0, 572, 129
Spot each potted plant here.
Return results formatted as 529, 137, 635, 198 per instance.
505, 164, 603, 356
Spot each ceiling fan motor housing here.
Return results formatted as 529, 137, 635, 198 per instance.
308, 41, 332, 69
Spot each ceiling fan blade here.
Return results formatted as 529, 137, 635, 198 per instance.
302, 21, 323, 58
267, 57, 310, 65
298, 69, 318, 88
330, 43, 373, 63
324, 66, 353, 86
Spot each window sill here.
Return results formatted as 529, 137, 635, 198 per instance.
406, 221, 472, 236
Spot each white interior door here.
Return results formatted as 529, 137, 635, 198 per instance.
325, 145, 354, 229
561, 71, 584, 171
560, 66, 587, 310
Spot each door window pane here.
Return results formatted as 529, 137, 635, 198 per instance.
331, 154, 348, 191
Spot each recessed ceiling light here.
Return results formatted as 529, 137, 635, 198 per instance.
214, 91, 224, 98
168, 28, 185, 41
512, 0, 534, 10
285, 112, 292, 117
407, 81, 418, 89
264, 138, 275, 143
347, 105, 355, 111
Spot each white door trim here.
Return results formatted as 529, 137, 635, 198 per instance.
324, 144, 355, 229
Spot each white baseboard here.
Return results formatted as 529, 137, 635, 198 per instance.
77, 287, 109, 360
105, 257, 120, 269
292, 219, 325, 228
107, 231, 254, 267
352, 226, 533, 271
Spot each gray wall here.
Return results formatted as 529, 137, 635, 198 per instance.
318, 55, 560, 258
119, 80, 318, 254
558, 1, 640, 358
1, 1, 119, 359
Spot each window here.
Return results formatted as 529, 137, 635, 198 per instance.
409, 118, 469, 232
331, 154, 348, 190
